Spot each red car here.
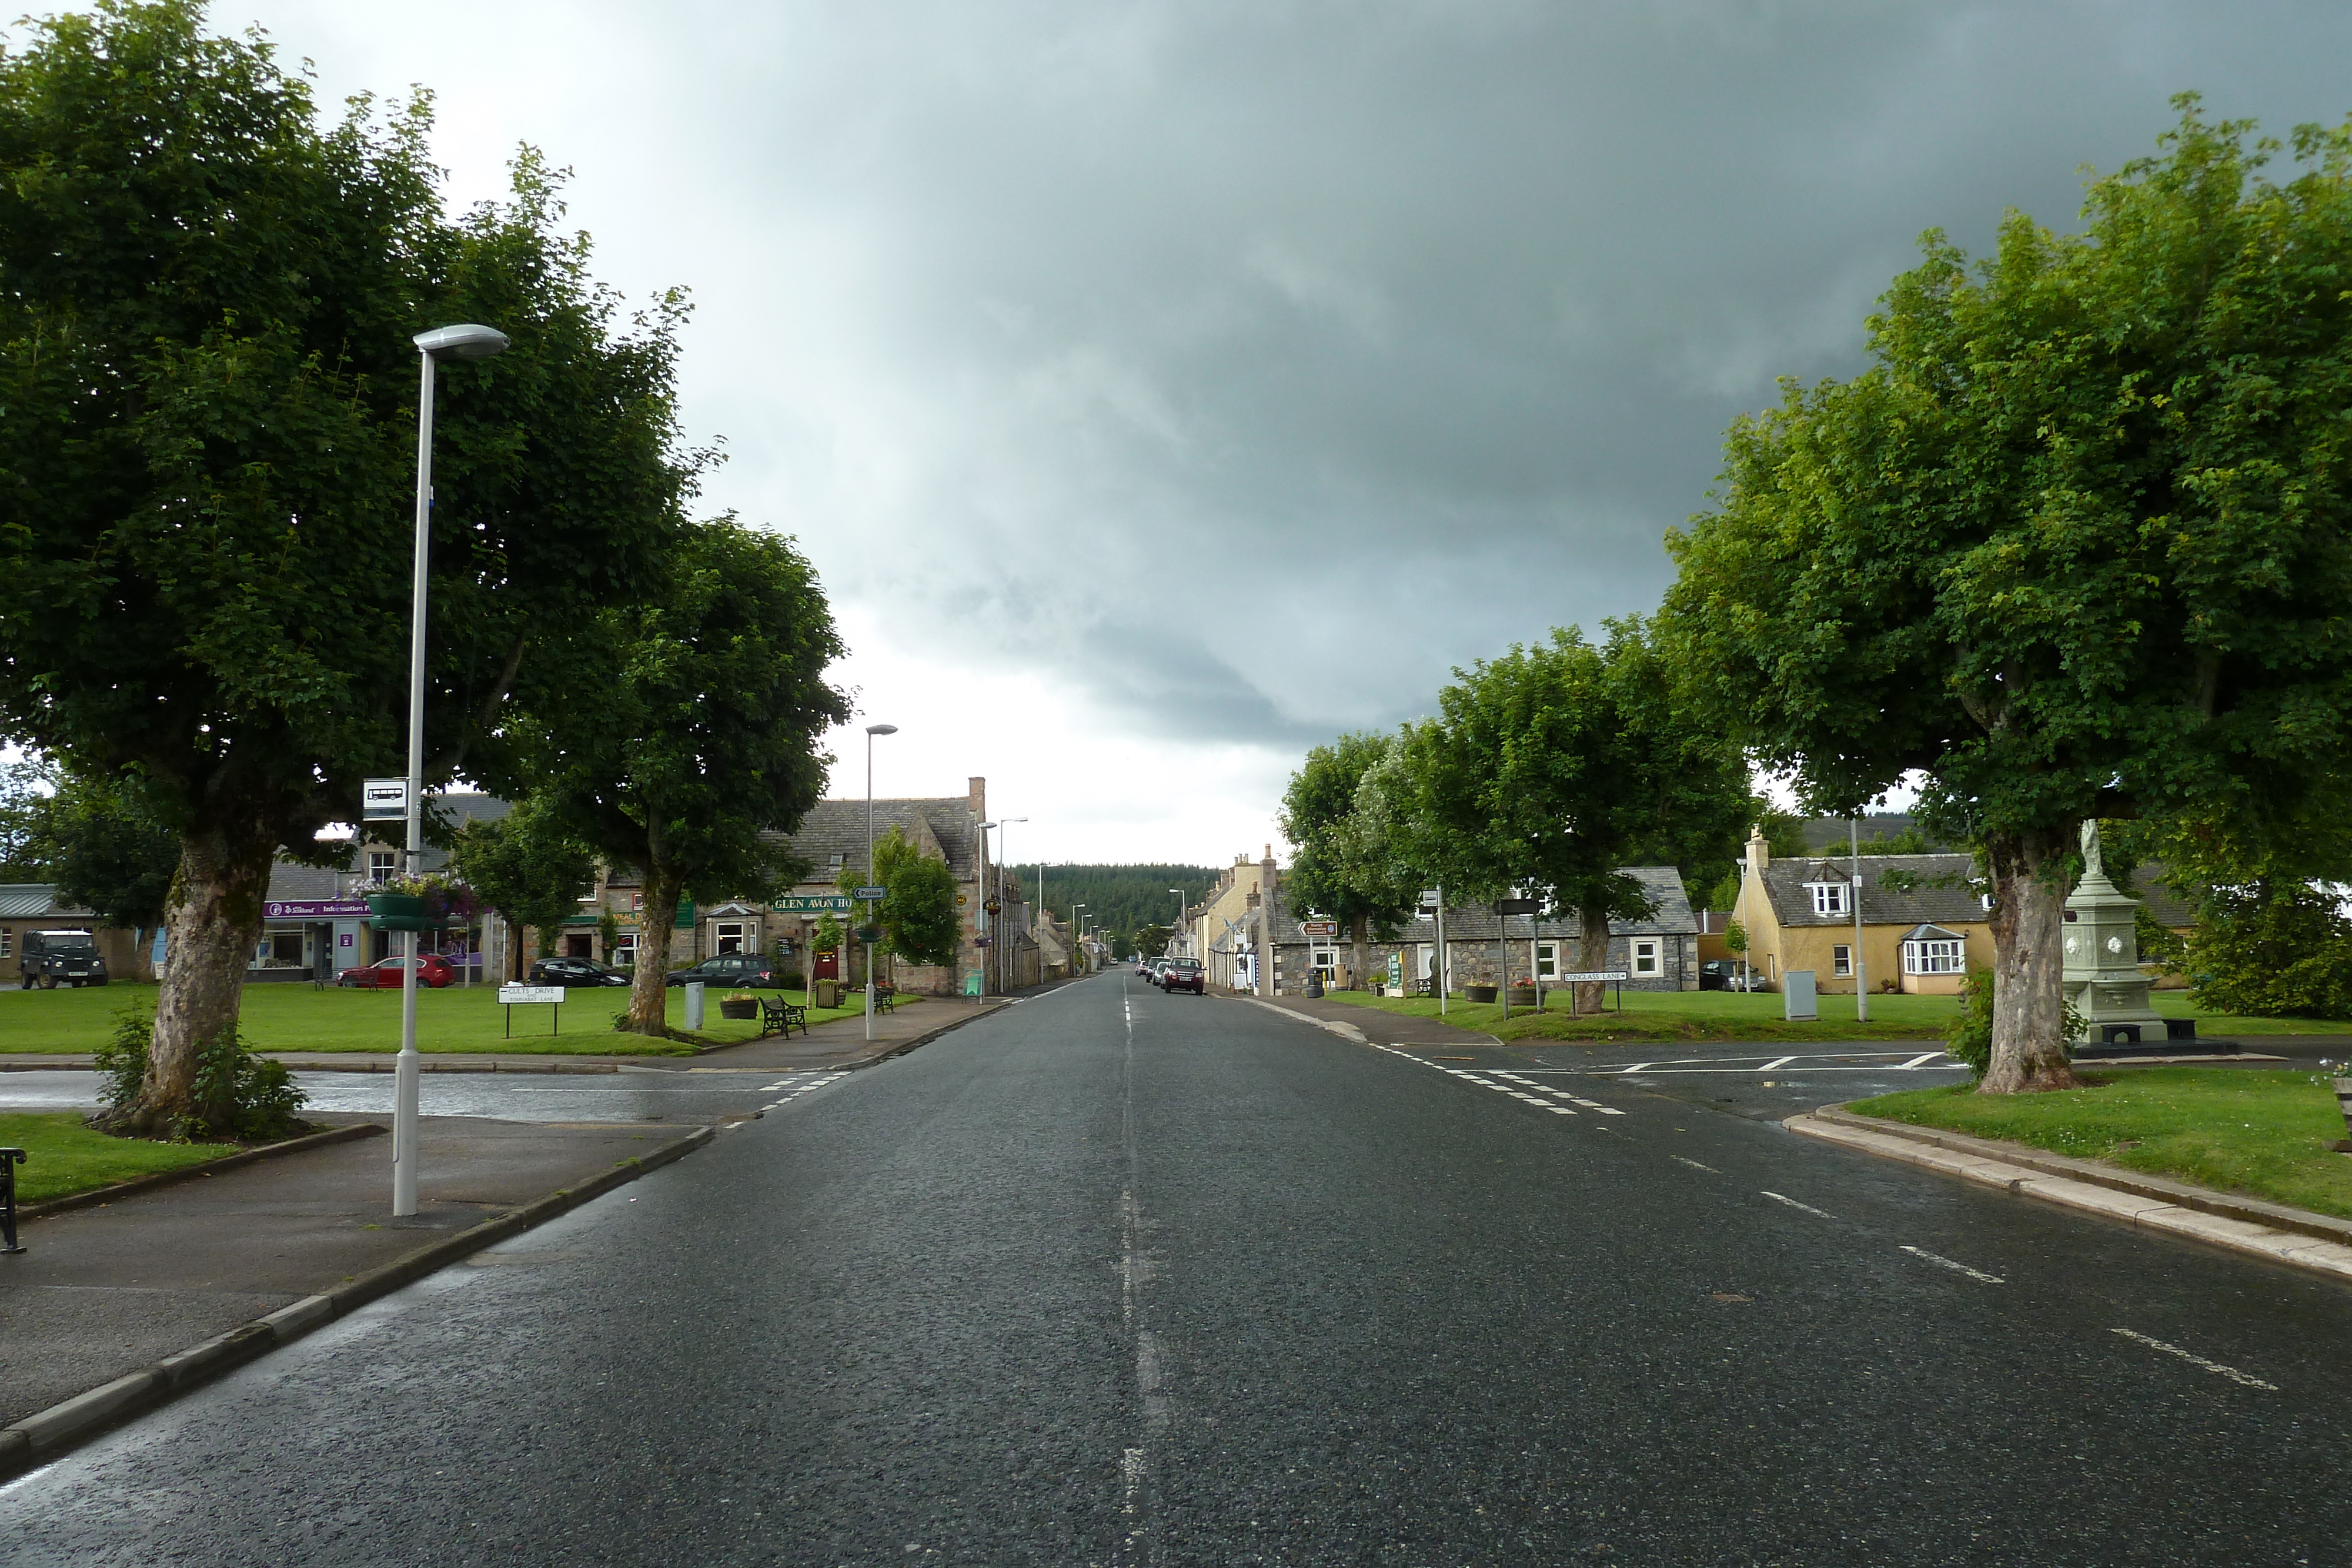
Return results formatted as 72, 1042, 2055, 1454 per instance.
336, 955, 459, 989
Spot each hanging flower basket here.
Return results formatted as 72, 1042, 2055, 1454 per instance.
365, 894, 435, 933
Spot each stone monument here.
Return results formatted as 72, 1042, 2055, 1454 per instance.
2062, 819, 2165, 1045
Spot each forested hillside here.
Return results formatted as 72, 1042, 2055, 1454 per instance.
1027, 864, 1221, 954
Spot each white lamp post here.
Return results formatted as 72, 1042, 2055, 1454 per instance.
976, 820, 995, 994
393, 323, 509, 1218
1071, 902, 1086, 975
1168, 888, 1185, 958
863, 723, 897, 1041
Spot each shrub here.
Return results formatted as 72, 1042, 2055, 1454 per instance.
2186, 883, 2352, 1019
92, 1005, 308, 1142
1947, 971, 2083, 1082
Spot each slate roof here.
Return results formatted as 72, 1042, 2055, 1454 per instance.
0, 884, 93, 921
265, 862, 347, 902
760, 797, 985, 885
1760, 854, 1985, 928
2124, 862, 2197, 930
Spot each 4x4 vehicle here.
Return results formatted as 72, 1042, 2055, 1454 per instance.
528, 956, 632, 988
1161, 958, 1205, 994
666, 954, 786, 989
20, 929, 106, 989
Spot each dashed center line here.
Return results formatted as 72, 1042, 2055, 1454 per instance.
1760, 1190, 1838, 1221
2112, 1328, 2277, 1390
1671, 1155, 1719, 1174
1900, 1244, 2004, 1284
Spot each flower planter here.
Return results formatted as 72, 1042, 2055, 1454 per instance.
1506, 987, 1538, 1008
718, 999, 759, 1021
365, 894, 434, 933
2333, 1078, 2352, 1152
1464, 984, 1499, 1004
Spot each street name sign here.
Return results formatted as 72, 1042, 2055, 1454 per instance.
854, 885, 887, 900
498, 985, 564, 1004
361, 778, 409, 821
1556, 970, 1630, 983
771, 894, 851, 914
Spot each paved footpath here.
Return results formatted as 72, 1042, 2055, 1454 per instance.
6, 970, 2352, 1562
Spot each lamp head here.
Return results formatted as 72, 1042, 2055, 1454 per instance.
413, 324, 510, 360
866, 723, 898, 735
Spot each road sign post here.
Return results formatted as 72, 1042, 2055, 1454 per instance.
496, 984, 566, 1038
1557, 969, 1631, 1014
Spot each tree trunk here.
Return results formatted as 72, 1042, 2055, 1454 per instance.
1979, 827, 2079, 1094
118, 825, 275, 1135
630, 863, 682, 1035
1574, 904, 1611, 1016
1351, 912, 1369, 993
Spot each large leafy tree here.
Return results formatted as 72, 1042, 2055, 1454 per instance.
1390, 619, 1749, 1011
0, 4, 691, 1131
1279, 733, 1419, 988
529, 521, 847, 1034
446, 798, 599, 979
1662, 101, 2352, 1091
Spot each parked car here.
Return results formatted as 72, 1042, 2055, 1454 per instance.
1698, 960, 1766, 992
665, 954, 787, 989
337, 955, 458, 989
1144, 959, 1166, 987
18, 928, 107, 989
527, 956, 632, 988
1161, 958, 1205, 995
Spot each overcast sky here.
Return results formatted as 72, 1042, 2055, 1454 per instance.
113, 2, 2352, 862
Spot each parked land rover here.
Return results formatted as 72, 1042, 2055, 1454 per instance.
21, 929, 106, 989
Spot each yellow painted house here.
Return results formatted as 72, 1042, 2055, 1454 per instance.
1730, 828, 1993, 995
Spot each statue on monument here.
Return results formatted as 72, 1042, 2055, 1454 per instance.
2079, 818, 2103, 881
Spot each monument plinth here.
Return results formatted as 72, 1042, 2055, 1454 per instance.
2062, 820, 2164, 1045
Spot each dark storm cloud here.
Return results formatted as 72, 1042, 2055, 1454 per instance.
674, 0, 2352, 746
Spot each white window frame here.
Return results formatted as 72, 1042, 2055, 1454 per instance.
1632, 939, 1659, 976
1902, 938, 1966, 975
1536, 942, 1558, 978
368, 850, 397, 881
613, 932, 638, 967
1808, 882, 1847, 917
1832, 944, 1852, 977
0, 929, 11, 959
714, 921, 747, 955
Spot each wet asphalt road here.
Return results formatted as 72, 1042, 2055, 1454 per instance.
6, 972, 2352, 1564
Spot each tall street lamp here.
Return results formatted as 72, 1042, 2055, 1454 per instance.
1071, 902, 1086, 975
1168, 888, 1187, 959
393, 323, 509, 1219
863, 723, 897, 1041
977, 820, 995, 994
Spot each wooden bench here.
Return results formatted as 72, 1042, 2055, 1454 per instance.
873, 984, 898, 1015
758, 995, 808, 1039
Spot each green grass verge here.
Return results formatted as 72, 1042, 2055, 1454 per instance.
1849, 1067, 2352, 1220
0, 1110, 233, 1205
1310, 987, 2352, 1045
0, 982, 888, 1057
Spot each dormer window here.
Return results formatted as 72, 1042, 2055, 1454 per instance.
1808, 881, 1848, 917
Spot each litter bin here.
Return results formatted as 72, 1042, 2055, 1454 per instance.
814, 979, 843, 1009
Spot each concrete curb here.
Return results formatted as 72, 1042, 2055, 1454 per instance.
19, 1122, 386, 1222
0, 1123, 715, 1479
841, 1001, 1010, 1068
1787, 1105, 2352, 1286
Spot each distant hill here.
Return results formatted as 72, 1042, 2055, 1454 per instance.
1023, 864, 1221, 950
1799, 813, 1952, 854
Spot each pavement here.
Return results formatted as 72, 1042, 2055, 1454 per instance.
6, 968, 2352, 1562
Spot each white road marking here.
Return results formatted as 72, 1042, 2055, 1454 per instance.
1760, 1190, 1838, 1221
1758, 1056, 1796, 1071
1671, 1155, 1719, 1173
1898, 1052, 1947, 1070
1900, 1245, 2005, 1284
2111, 1328, 2277, 1390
